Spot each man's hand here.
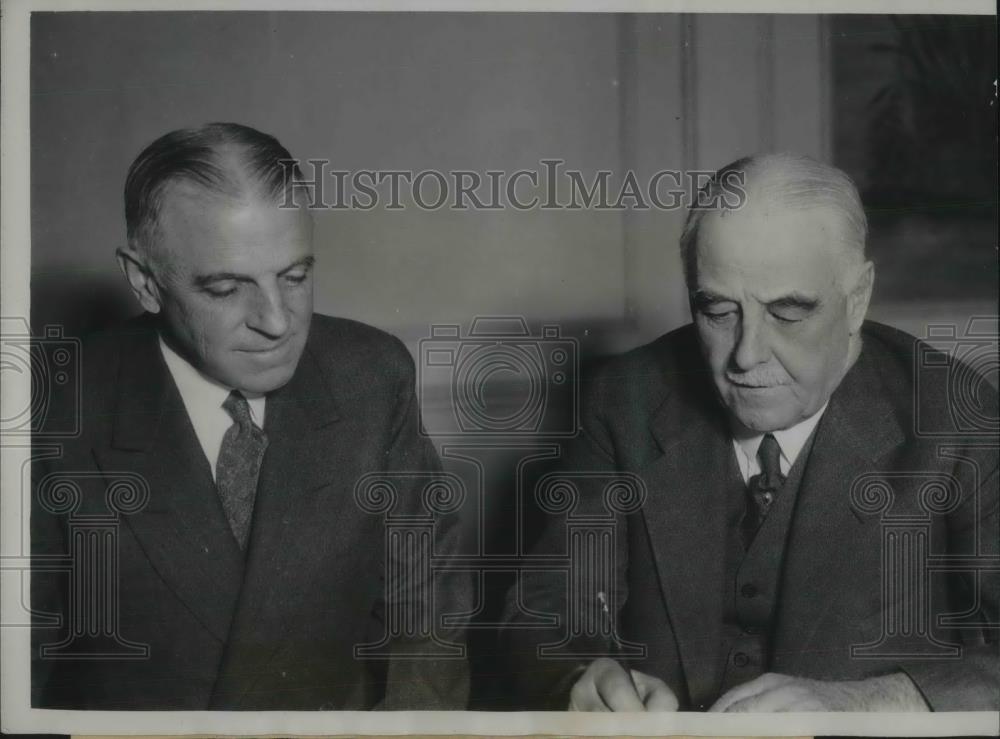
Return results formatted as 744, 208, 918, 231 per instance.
709, 672, 930, 712
568, 657, 678, 711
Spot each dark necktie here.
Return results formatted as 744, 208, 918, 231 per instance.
216, 390, 269, 550
741, 433, 785, 549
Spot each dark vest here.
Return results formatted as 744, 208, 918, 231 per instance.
717, 429, 819, 696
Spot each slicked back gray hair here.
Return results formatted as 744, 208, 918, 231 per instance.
124, 122, 304, 266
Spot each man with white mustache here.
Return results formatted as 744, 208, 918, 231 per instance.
507, 153, 998, 712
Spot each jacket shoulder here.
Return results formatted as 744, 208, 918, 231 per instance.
307, 314, 414, 381
583, 324, 702, 417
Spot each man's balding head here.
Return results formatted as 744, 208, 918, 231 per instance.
124, 122, 305, 271
680, 153, 868, 291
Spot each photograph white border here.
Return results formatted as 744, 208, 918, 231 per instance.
2, 0, 997, 735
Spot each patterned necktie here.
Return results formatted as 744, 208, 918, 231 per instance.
741, 433, 785, 549
216, 390, 269, 551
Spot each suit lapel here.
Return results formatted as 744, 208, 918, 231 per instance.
94, 319, 245, 643
638, 366, 734, 705
210, 340, 346, 703
773, 342, 905, 669
235, 339, 343, 616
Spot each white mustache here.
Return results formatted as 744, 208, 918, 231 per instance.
726, 369, 792, 388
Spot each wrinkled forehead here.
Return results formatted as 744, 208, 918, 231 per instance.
153, 182, 313, 269
694, 198, 851, 295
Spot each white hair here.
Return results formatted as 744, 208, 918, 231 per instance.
680, 152, 869, 288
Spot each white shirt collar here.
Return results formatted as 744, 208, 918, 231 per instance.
158, 336, 266, 480
731, 402, 828, 484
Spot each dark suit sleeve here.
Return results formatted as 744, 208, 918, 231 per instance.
375, 342, 471, 710
501, 374, 632, 709
899, 457, 1000, 711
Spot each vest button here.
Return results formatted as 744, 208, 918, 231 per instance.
733, 651, 750, 667
741, 583, 758, 598
743, 625, 760, 636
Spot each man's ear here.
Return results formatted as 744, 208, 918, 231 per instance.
846, 259, 874, 335
116, 247, 163, 314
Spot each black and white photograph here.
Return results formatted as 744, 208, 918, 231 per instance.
1, 0, 997, 735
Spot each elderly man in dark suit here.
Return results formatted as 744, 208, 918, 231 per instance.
506, 153, 998, 712
31, 122, 469, 710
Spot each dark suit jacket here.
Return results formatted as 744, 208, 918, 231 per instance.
506, 321, 998, 711
31, 312, 469, 710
